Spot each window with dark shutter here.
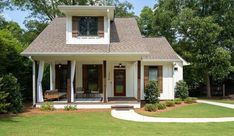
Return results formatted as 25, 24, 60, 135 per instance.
72, 16, 104, 38
144, 66, 163, 93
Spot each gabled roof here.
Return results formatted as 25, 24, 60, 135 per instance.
21, 17, 181, 62
142, 37, 180, 61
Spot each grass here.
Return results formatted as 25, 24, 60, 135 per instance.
0, 111, 234, 136
137, 103, 234, 118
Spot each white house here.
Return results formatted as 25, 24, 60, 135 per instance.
21, 5, 188, 109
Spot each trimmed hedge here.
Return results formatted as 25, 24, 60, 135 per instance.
175, 80, 189, 100
144, 81, 160, 104
144, 104, 157, 112
157, 103, 166, 110
165, 101, 175, 107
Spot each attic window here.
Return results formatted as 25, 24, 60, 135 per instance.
79, 17, 98, 36
72, 16, 104, 38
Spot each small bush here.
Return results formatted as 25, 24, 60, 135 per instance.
40, 102, 55, 111
157, 103, 166, 110
165, 100, 175, 107
0, 91, 10, 113
184, 97, 197, 104
144, 104, 157, 112
144, 81, 160, 104
191, 97, 198, 103
174, 98, 182, 104
175, 80, 189, 100
0, 74, 23, 113
64, 105, 77, 111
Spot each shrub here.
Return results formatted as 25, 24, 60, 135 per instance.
64, 105, 77, 111
144, 104, 157, 112
174, 98, 182, 104
0, 74, 23, 113
165, 100, 175, 107
184, 97, 197, 104
0, 91, 10, 113
144, 81, 160, 104
40, 102, 55, 111
157, 103, 166, 110
175, 80, 189, 100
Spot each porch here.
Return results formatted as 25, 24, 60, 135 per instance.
32, 56, 142, 108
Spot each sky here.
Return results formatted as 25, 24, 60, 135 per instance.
2, 0, 156, 29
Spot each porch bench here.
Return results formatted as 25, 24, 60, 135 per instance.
44, 89, 66, 101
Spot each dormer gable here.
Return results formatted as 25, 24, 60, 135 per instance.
58, 5, 115, 45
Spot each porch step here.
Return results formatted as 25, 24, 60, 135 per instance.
111, 105, 134, 110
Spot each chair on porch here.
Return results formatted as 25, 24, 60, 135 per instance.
76, 87, 85, 98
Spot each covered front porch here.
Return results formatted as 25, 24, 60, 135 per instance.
31, 55, 142, 108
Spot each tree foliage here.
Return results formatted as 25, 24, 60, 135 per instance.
0, 74, 23, 113
138, 6, 153, 36
146, 0, 234, 97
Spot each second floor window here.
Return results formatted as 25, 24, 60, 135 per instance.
79, 17, 98, 36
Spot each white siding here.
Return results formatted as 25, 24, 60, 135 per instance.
141, 61, 179, 100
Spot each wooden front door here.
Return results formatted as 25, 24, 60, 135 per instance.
114, 69, 126, 96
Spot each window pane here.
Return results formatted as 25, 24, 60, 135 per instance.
149, 67, 158, 81
78, 17, 98, 36
87, 66, 98, 91
89, 17, 98, 36
79, 17, 88, 36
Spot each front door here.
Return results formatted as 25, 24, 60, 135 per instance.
114, 69, 126, 96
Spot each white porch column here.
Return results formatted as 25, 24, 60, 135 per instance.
37, 61, 44, 103
71, 60, 76, 102
50, 62, 56, 90
32, 60, 36, 105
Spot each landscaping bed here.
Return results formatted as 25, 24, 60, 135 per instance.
136, 103, 234, 118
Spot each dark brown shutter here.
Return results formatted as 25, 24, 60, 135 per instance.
144, 66, 149, 89
98, 65, 103, 93
158, 66, 163, 93
72, 16, 79, 37
82, 65, 88, 92
98, 16, 104, 37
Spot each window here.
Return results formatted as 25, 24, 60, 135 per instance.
149, 67, 158, 81
79, 17, 98, 36
87, 65, 99, 91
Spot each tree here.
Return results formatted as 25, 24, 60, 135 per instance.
114, 0, 135, 17
9, 0, 135, 21
148, 0, 234, 97
138, 6, 153, 36
172, 9, 232, 97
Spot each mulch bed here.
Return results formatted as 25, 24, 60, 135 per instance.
135, 102, 196, 114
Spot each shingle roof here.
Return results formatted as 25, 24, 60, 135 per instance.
21, 17, 180, 61
142, 37, 180, 60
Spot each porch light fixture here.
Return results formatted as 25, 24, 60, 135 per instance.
58, 64, 62, 68
119, 63, 122, 68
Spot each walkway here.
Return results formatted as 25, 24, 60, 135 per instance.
111, 100, 234, 123
197, 100, 234, 109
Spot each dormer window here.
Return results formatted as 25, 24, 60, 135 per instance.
72, 16, 104, 38
79, 17, 98, 36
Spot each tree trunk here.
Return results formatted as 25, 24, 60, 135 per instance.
222, 84, 225, 97
206, 73, 211, 98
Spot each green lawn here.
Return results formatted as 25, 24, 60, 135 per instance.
0, 111, 234, 136
137, 103, 234, 118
